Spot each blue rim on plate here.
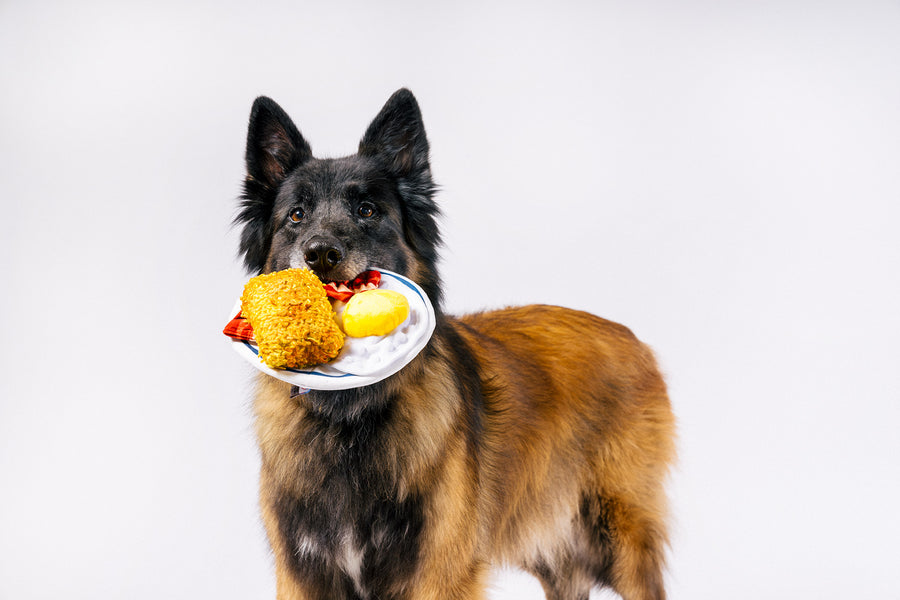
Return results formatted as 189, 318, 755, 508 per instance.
229, 269, 436, 390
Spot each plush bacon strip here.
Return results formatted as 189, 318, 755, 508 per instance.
223, 311, 255, 341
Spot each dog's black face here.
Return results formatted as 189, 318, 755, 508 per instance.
265, 157, 413, 282
235, 89, 443, 308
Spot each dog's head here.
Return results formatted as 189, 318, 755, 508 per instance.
235, 89, 442, 308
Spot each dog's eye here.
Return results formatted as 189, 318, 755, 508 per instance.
357, 203, 376, 219
289, 208, 305, 223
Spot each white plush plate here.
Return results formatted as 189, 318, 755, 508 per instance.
229, 269, 436, 390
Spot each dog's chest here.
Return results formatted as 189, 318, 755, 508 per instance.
275, 483, 424, 598
272, 409, 425, 597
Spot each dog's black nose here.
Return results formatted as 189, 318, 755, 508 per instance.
303, 238, 344, 272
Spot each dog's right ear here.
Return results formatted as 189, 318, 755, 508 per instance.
245, 96, 312, 190
236, 97, 312, 273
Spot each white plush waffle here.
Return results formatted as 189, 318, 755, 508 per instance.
230, 270, 436, 390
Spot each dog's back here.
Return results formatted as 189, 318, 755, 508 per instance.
453, 305, 674, 599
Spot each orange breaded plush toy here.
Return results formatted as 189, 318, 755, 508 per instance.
239, 269, 344, 369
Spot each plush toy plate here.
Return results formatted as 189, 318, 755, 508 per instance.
228, 269, 436, 390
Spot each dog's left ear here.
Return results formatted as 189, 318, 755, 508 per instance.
359, 88, 430, 176
359, 89, 443, 307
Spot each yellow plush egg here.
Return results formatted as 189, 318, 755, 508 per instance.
342, 290, 410, 337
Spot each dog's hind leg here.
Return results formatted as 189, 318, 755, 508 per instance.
523, 552, 593, 600
531, 572, 591, 600
580, 493, 668, 600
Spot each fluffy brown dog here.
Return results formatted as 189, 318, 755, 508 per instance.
235, 89, 675, 600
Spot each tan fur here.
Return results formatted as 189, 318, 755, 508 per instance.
254, 304, 674, 600
238, 89, 674, 599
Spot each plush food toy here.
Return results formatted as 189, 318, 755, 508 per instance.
225, 269, 414, 371
341, 290, 410, 337
239, 269, 344, 369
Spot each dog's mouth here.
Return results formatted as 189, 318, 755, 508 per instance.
312, 265, 371, 286
321, 270, 382, 301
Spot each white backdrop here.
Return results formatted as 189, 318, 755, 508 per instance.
2, 1, 899, 598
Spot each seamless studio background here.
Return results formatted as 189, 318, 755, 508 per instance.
1, 1, 899, 598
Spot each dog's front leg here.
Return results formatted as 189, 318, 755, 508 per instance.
406, 559, 490, 600
259, 473, 356, 600
272, 566, 314, 600
399, 437, 491, 600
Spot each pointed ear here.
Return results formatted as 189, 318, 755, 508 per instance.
245, 96, 312, 189
359, 88, 430, 176
235, 97, 310, 274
